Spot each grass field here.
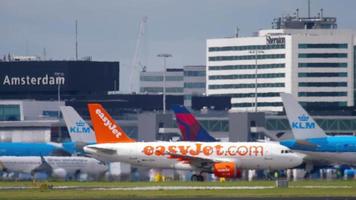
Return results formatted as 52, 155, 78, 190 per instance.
0, 180, 355, 199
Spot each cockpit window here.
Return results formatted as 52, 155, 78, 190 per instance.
281, 150, 293, 154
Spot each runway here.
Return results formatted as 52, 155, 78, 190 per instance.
0, 185, 352, 191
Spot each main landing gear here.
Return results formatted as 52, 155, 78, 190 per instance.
191, 174, 204, 181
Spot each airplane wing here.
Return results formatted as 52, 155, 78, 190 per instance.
85, 146, 117, 155
165, 152, 232, 171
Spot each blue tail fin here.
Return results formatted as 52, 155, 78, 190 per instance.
172, 105, 218, 142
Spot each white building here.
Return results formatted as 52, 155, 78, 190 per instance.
140, 68, 184, 95
140, 66, 207, 107
183, 65, 206, 106
207, 28, 355, 112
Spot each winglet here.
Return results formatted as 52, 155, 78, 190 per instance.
88, 104, 135, 143
172, 105, 218, 142
60, 106, 96, 143
280, 93, 327, 140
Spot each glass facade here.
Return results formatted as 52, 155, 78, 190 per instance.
140, 87, 183, 93
299, 82, 347, 87
140, 76, 183, 81
209, 83, 284, 89
298, 92, 347, 97
0, 104, 21, 121
298, 43, 348, 49
184, 82, 205, 88
184, 71, 206, 76
209, 54, 285, 61
232, 102, 283, 107
209, 63, 285, 71
220, 92, 280, 98
209, 44, 285, 52
209, 73, 285, 80
298, 72, 347, 77
298, 53, 347, 58
298, 63, 347, 68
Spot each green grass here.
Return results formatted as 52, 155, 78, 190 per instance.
0, 180, 355, 199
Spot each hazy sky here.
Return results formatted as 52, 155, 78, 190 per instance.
1, 0, 356, 91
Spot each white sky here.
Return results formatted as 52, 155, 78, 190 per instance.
1, 0, 355, 91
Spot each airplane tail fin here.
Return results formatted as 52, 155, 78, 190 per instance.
60, 106, 96, 143
172, 105, 218, 142
280, 93, 327, 140
88, 103, 135, 143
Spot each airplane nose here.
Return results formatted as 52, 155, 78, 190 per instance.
290, 153, 304, 167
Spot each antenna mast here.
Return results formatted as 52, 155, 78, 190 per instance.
75, 20, 78, 61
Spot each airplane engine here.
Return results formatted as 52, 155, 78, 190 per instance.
213, 162, 241, 178
52, 168, 67, 179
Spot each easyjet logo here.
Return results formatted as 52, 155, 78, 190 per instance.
142, 144, 264, 157
95, 108, 122, 138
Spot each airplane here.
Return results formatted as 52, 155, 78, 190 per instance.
171, 105, 218, 142
0, 106, 96, 157
0, 156, 108, 180
280, 93, 356, 170
83, 103, 303, 181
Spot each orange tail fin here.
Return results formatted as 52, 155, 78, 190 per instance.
88, 103, 135, 143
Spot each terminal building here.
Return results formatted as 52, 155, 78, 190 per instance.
206, 12, 355, 112
1, 11, 356, 151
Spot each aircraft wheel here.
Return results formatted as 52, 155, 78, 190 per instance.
197, 175, 204, 182
191, 175, 198, 181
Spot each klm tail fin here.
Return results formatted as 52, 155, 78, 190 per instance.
172, 105, 218, 142
88, 104, 135, 144
280, 93, 327, 140
60, 106, 96, 143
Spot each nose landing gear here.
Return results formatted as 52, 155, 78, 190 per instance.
191, 174, 204, 181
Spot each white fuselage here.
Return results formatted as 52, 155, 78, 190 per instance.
0, 156, 108, 175
84, 142, 303, 171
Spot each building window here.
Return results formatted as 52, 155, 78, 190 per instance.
298, 92, 347, 97
209, 44, 285, 52
209, 73, 285, 80
140, 87, 183, 93
140, 76, 163, 81
298, 63, 347, 68
209, 54, 285, 61
232, 102, 283, 107
214, 92, 280, 98
209, 63, 285, 71
298, 43, 348, 49
298, 53, 347, 58
140, 76, 183, 81
166, 76, 183, 81
299, 82, 347, 87
209, 83, 285, 89
300, 101, 347, 107
184, 95, 192, 100
184, 71, 206, 76
184, 82, 205, 88
298, 72, 347, 77
0, 104, 21, 121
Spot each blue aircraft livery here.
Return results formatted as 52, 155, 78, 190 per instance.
280, 93, 356, 166
0, 142, 75, 156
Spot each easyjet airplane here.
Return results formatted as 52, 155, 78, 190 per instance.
83, 104, 303, 181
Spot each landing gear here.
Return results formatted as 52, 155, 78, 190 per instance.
191, 174, 204, 182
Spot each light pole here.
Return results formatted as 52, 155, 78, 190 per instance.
157, 53, 172, 114
249, 50, 264, 112
54, 72, 64, 142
